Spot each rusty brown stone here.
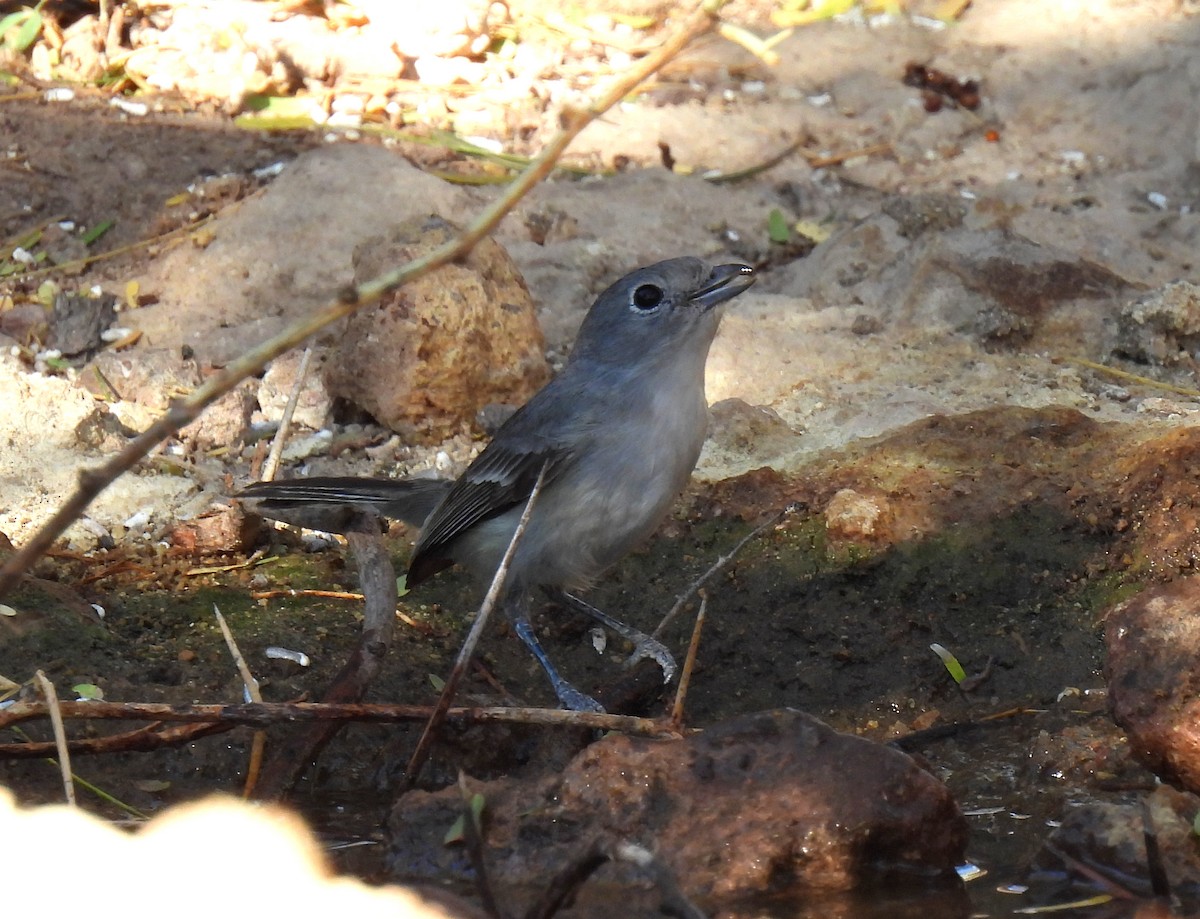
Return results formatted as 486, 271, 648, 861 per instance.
388, 709, 967, 906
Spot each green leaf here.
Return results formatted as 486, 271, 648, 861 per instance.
443, 793, 486, 845
767, 208, 790, 244
443, 813, 466, 844
0, 6, 44, 53
72, 683, 104, 701
929, 643, 966, 684
80, 219, 114, 246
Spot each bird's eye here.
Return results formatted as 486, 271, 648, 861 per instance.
631, 284, 664, 311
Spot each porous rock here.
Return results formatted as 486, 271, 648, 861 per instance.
324, 215, 549, 440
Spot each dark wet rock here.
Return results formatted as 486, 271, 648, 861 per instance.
1114, 280, 1200, 365
388, 710, 967, 906
0, 563, 107, 648
325, 215, 550, 441
1105, 577, 1200, 794
1039, 785, 1200, 908
1026, 717, 1151, 786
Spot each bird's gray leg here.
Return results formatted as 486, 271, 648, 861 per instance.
548, 589, 677, 684
506, 595, 605, 713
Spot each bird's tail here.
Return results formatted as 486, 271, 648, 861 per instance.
237, 476, 451, 531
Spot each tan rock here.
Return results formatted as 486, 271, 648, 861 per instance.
325, 216, 550, 440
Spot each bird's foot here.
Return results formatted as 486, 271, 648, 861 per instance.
552, 590, 677, 685
556, 684, 606, 714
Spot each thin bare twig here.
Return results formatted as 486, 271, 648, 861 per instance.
0, 721, 236, 759
261, 345, 314, 483
0, 701, 673, 760
653, 504, 795, 639
0, 0, 730, 597
213, 604, 266, 797
669, 592, 707, 730
214, 605, 262, 704
403, 462, 549, 790
34, 670, 75, 806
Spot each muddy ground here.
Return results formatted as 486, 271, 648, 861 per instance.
3, 0, 1200, 916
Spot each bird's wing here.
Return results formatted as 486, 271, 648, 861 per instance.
407, 431, 574, 584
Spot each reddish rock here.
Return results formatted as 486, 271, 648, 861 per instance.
324, 216, 550, 441
388, 710, 967, 907
1105, 577, 1200, 793
168, 503, 261, 555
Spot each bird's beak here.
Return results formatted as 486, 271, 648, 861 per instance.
690, 263, 756, 311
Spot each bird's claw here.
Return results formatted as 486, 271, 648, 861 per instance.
624, 636, 677, 684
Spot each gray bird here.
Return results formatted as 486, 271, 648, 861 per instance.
239, 257, 755, 711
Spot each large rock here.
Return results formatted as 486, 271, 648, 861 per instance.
388, 710, 967, 908
325, 215, 550, 440
1105, 576, 1200, 794
129, 145, 476, 365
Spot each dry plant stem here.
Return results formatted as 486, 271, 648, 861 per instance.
34, 670, 75, 806
261, 344, 313, 482
402, 463, 549, 791
214, 605, 262, 702
249, 588, 365, 601
254, 514, 398, 799
0, 721, 236, 759
213, 604, 267, 796
0, 704, 669, 759
669, 592, 707, 730
653, 504, 794, 639
802, 142, 893, 169
0, 0, 728, 598
1067, 356, 1200, 398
